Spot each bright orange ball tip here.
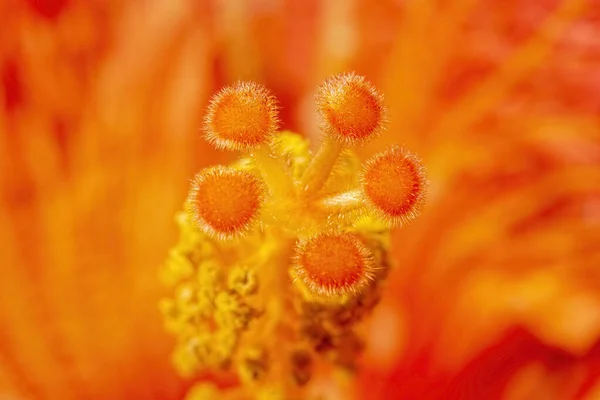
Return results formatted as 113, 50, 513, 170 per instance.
315, 72, 386, 144
187, 166, 265, 238
361, 146, 428, 226
204, 81, 279, 151
293, 233, 376, 298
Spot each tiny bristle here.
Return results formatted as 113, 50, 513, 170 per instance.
315, 72, 387, 145
292, 233, 376, 298
361, 147, 428, 227
187, 166, 265, 239
204, 81, 279, 151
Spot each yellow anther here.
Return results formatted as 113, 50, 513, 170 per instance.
228, 265, 259, 296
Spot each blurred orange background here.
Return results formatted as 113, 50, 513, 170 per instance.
1, 0, 600, 399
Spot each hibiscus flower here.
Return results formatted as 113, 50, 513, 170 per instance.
1, 0, 599, 399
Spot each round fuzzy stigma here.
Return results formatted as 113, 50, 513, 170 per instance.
293, 233, 375, 298
204, 81, 279, 151
316, 72, 386, 144
362, 147, 427, 226
187, 167, 265, 238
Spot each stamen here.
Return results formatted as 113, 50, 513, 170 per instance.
361, 146, 428, 226
292, 233, 375, 298
187, 166, 265, 238
204, 81, 279, 151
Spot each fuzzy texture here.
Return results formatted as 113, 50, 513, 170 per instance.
292, 233, 376, 299
204, 82, 280, 151
361, 146, 428, 227
163, 75, 425, 399
315, 72, 387, 144
187, 166, 265, 239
